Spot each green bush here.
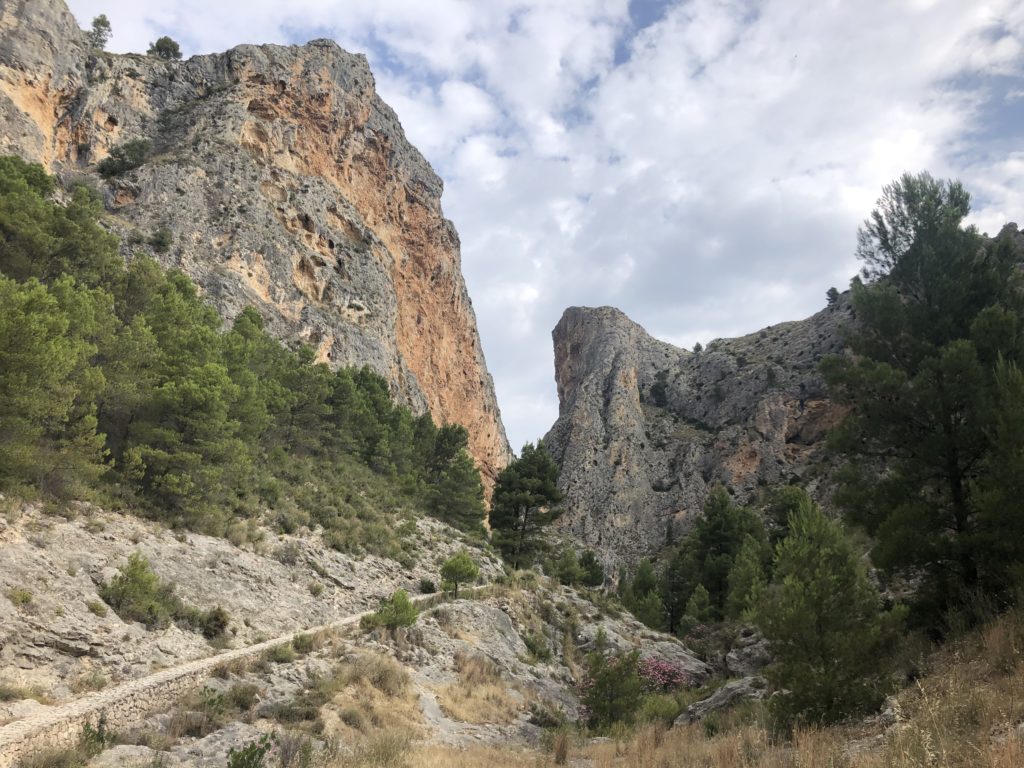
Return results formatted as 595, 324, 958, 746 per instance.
361, 589, 418, 630
522, 630, 552, 662
227, 732, 275, 768
265, 642, 296, 664
147, 227, 172, 253
6, 587, 32, 607
98, 553, 179, 629
419, 578, 436, 594
292, 633, 315, 654
98, 553, 230, 639
580, 650, 643, 729
752, 498, 905, 726
97, 139, 150, 178
440, 550, 479, 597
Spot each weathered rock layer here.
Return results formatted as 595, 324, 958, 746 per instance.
544, 302, 850, 568
0, 0, 511, 487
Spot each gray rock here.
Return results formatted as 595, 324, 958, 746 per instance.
725, 627, 771, 676
675, 676, 768, 725
543, 303, 851, 569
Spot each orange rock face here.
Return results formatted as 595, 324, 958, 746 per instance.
0, 0, 512, 492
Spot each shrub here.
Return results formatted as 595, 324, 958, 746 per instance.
580, 650, 643, 729
98, 553, 179, 628
97, 138, 150, 178
419, 578, 436, 594
292, 633, 315, 654
308, 580, 324, 597
227, 732, 275, 768
440, 551, 479, 597
580, 549, 605, 587
98, 554, 230, 638
147, 227, 172, 253
225, 683, 260, 712
265, 642, 296, 664
752, 498, 905, 726
6, 587, 32, 607
361, 589, 418, 630
637, 657, 691, 692
147, 36, 182, 60
522, 630, 552, 662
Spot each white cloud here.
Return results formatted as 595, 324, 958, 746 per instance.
66, 0, 1024, 452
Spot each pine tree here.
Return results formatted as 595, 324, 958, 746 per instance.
490, 442, 562, 568
752, 499, 904, 725
822, 172, 1024, 622
86, 15, 112, 49
440, 551, 479, 598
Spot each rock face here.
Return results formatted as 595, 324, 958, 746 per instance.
0, 0, 511, 488
544, 302, 851, 568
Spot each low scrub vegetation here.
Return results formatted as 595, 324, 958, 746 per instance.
438, 651, 524, 725
98, 552, 230, 639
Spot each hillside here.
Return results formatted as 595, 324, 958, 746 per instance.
0, 0, 511, 489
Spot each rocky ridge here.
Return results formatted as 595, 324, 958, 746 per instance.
0, 0, 511, 489
544, 301, 851, 568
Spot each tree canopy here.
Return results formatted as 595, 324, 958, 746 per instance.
822, 171, 1024, 625
490, 441, 562, 568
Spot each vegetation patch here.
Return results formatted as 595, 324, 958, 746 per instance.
437, 651, 524, 725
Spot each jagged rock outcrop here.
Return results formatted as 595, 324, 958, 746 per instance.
0, 0, 511, 488
544, 302, 851, 568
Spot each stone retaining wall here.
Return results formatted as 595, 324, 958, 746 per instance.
0, 589, 469, 767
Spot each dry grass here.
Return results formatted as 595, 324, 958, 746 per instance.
580, 608, 1024, 768
316, 652, 423, 746
437, 651, 525, 725
407, 743, 554, 767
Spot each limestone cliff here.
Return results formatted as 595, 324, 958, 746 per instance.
0, 0, 512, 488
544, 302, 850, 568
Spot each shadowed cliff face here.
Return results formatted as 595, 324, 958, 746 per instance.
544, 304, 850, 569
0, 0, 512, 489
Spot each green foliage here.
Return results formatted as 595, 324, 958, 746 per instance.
362, 589, 418, 630
522, 629, 552, 661
825, 286, 840, 306
227, 732, 275, 768
440, 550, 479, 597
822, 171, 1024, 625
98, 553, 230, 638
98, 553, 179, 629
6, 587, 32, 607
490, 441, 562, 568
620, 558, 663, 629
419, 578, 436, 594
97, 139, 151, 178
147, 36, 182, 60
147, 227, 173, 253
581, 650, 643, 729
0, 159, 487, 556
751, 498, 905, 726
660, 487, 769, 631
725, 534, 767, 619
85, 15, 111, 50
550, 547, 585, 585
579, 549, 605, 587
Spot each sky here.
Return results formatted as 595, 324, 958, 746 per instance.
67, 0, 1024, 452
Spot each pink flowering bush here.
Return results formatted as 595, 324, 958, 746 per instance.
638, 657, 691, 692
